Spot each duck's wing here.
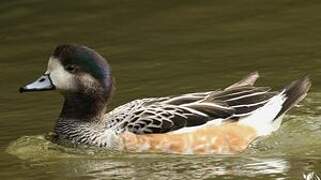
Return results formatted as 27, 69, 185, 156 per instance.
117, 95, 234, 134
109, 85, 277, 134
107, 72, 278, 134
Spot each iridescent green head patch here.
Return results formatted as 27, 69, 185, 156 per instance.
52, 44, 111, 80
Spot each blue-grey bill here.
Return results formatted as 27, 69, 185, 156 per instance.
19, 74, 55, 93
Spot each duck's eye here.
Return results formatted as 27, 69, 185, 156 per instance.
65, 65, 77, 73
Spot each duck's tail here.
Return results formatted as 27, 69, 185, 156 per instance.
276, 76, 311, 118
239, 76, 311, 136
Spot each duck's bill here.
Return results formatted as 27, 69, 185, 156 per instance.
19, 74, 56, 93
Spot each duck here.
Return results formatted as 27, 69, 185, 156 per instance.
19, 44, 311, 154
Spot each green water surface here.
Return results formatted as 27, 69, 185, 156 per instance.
1, 0, 321, 179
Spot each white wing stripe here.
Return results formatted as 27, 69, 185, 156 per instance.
230, 100, 269, 108
226, 91, 268, 102
216, 89, 256, 97
232, 112, 253, 117
181, 102, 232, 110
163, 94, 207, 104
179, 106, 209, 117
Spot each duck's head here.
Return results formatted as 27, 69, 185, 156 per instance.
20, 44, 113, 99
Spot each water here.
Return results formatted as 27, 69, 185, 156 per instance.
1, 0, 321, 179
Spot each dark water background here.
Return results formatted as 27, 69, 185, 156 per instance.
1, 0, 321, 179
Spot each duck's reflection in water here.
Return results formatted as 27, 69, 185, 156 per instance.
54, 155, 289, 179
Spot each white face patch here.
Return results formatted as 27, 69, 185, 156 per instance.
46, 57, 77, 91
45, 57, 99, 92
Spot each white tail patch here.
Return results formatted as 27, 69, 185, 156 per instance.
239, 91, 287, 136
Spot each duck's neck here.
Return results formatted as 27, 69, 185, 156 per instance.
59, 90, 109, 122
